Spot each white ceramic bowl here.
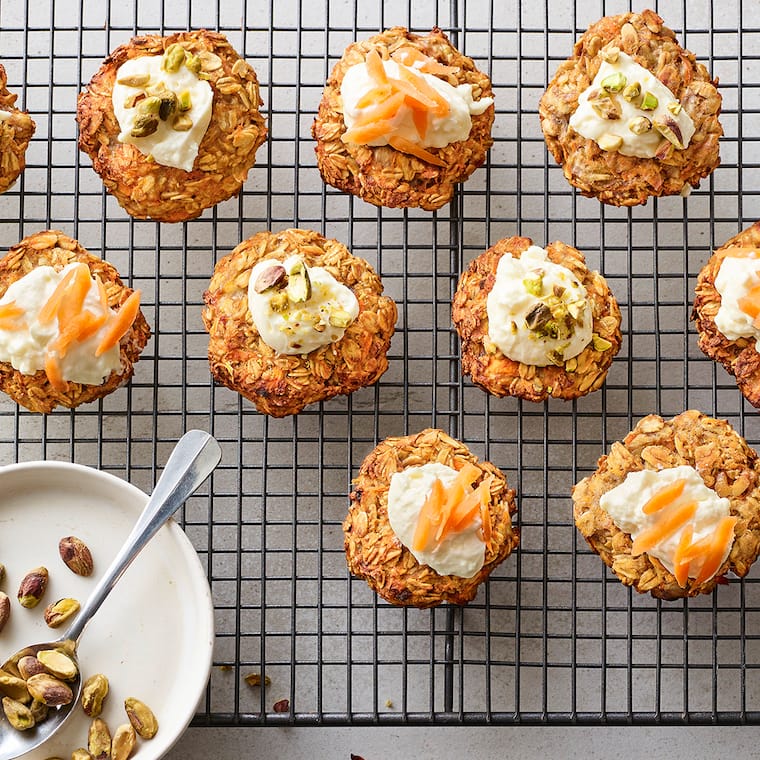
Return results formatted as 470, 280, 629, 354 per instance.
0, 461, 214, 759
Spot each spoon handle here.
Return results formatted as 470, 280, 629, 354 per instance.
63, 430, 222, 643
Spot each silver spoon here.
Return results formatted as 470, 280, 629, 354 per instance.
0, 429, 222, 760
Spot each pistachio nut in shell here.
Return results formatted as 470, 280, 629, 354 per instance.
0, 591, 9, 633
111, 722, 137, 760
28, 697, 47, 723
59, 535, 94, 576
25, 672, 73, 706
17, 655, 46, 680
44, 597, 81, 628
88, 717, 112, 760
81, 673, 109, 718
71, 751, 93, 760
0, 670, 30, 702
17, 566, 48, 608
1, 696, 34, 731
124, 696, 158, 739
37, 648, 78, 680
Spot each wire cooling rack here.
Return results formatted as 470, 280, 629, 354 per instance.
1, 0, 759, 728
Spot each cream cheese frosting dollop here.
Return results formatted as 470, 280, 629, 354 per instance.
570, 51, 695, 158
387, 462, 485, 578
112, 52, 214, 171
486, 245, 593, 367
714, 254, 760, 342
599, 464, 733, 580
341, 58, 492, 148
247, 255, 359, 355
0, 263, 120, 384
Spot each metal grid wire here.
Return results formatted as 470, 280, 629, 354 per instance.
0, 0, 759, 728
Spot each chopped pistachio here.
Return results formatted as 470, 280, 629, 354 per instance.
162, 43, 187, 73
628, 116, 652, 135
172, 113, 193, 131
328, 309, 353, 328
158, 91, 178, 121
178, 90, 192, 112
184, 51, 203, 75
116, 73, 150, 87
622, 81, 641, 102
286, 261, 312, 303
522, 271, 544, 297
590, 92, 622, 120
123, 91, 146, 109
653, 115, 685, 149
553, 285, 565, 298
138, 96, 161, 115
600, 72, 626, 93
525, 302, 552, 332
130, 114, 159, 138
640, 91, 658, 111
269, 292, 289, 312
546, 349, 566, 366
592, 335, 613, 352
597, 133, 623, 152
666, 100, 682, 115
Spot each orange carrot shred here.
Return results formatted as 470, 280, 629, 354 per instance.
355, 85, 392, 109
694, 516, 738, 585
96, 275, 110, 314
388, 136, 446, 167
673, 524, 694, 588
396, 65, 449, 116
677, 533, 713, 564
365, 48, 388, 86
409, 101, 429, 139
0, 316, 24, 331
738, 284, 760, 320
0, 301, 23, 320
641, 478, 687, 515
56, 263, 92, 328
412, 477, 445, 552
386, 75, 439, 112
351, 92, 405, 128
341, 119, 397, 145
95, 289, 141, 356
44, 351, 68, 393
631, 501, 698, 557
37, 267, 78, 325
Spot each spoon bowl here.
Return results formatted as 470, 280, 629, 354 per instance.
0, 430, 221, 760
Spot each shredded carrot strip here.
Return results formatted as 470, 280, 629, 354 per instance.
388, 136, 446, 167
396, 66, 449, 116
443, 488, 482, 538
641, 479, 687, 515
672, 525, 694, 588
391, 46, 458, 77
355, 85, 392, 109
365, 48, 388, 86
738, 284, 760, 320
631, 501, 698, 557
409, 100, 429, 140
352, 92, 405, 128
412, 477, 445, 552
0, 316, 24, 331
677, 533, 713, 564
694, 516, 738, 585
56, 264, 92, 328
44, 351, 68, 393
386, 75, 439, 112
95, 290, 141, 356
96, 275, 110, 314
0, 301, 23, 320
37, 267, 78, 325
434, 463, 480, 543
342, 119, 397, 144
76, 310, 108, 342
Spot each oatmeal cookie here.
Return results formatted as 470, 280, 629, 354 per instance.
0, 63, 35, 194
344, 428, 519, 607
539, 10, 722, 205
573, 411, 760, 600
452, 236, 621, 402
692, 221, 760, 407
77, 30, 267, 222
202, 228, 397, 417
312, 26, 494, 210
0, 230, 150, 413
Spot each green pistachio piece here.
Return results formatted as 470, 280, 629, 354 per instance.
592, 335, 613, 351
162, 43, 187, 73
177, 89, 192, 111
622, 81, 641, 102
522, 271, 544, 297
600, 72, 626, 93
640, 91, 658, 111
